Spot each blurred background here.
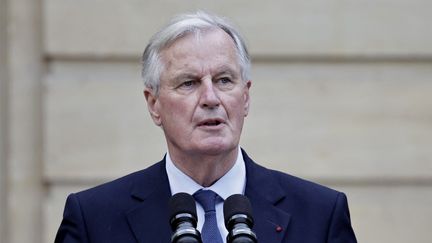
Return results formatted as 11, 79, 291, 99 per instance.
1, 0, 432, 242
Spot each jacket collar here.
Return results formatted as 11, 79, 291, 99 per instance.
243, 150, 292, 242
126, 151, 291, 243
125, 160, 172, 243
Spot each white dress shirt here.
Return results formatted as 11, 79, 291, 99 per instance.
166, 148, 246, 243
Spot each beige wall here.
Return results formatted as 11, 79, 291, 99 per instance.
0, 0, 44, 242
1, 0, 9, 241
4, 0, 44, 242
2, 1, 432, 242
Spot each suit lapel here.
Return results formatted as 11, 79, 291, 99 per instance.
124, 152, 292, 243
243, 151, 291, 243
125, 160, 172, 243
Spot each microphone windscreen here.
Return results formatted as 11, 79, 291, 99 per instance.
223, 194, 253, 226
169, 192, 197, 220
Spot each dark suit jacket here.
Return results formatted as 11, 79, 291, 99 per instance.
55, 151, 357, 243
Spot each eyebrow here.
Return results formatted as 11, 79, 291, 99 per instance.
173, 73, 199, 82
171, 65, 240, 81
213, 65, 239, 78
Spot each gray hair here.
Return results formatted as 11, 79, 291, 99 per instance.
141, 11, 251, 95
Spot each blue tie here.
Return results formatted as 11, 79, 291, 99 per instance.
193, 190, 224, 243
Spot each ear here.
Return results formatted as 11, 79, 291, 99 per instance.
243, 80, 252, 117
144, 88, 162, 126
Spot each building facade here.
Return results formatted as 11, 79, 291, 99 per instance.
1, 1, 432, 242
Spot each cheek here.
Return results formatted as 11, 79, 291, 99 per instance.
225, 96, 247, 121
161, 99, 192, 123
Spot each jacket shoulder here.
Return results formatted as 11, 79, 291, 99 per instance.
73, 160, 166, 206
271, 167, 340, 197
244, 152, 343, 208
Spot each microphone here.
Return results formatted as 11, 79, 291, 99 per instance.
224, 194, 258, 243
169, 192, 202, 243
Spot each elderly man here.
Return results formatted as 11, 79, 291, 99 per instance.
55, 11, 357, 243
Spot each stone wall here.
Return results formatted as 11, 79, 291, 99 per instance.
2, 0, 44, 242
2, 1, 432, 242
1, 0, 9, 241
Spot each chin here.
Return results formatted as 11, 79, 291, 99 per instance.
194, 141, 236, 155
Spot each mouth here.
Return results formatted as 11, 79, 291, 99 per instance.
197, 118, 225, 127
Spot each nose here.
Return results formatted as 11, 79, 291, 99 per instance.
199, 80, 220, 109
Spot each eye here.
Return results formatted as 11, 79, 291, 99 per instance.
183, 81, 194, 86
178, 80, 196, 89
218, 77, 232, 84
215, 77, 235, 91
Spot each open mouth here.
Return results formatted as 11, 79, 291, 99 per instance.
203, 121, 221, 126
199, 119, 223, 127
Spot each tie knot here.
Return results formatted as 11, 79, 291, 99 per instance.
193, 190, 220, 213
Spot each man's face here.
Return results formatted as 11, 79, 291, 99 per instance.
145, 29, 251, 158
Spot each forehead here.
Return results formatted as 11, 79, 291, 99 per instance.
159, 29, 240, 76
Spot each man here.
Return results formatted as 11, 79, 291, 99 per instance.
55, 11, 357, 243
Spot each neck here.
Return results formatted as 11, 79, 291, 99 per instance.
169, 147, 239, 187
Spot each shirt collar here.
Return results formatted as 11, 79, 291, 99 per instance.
166, 148, 246, 200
